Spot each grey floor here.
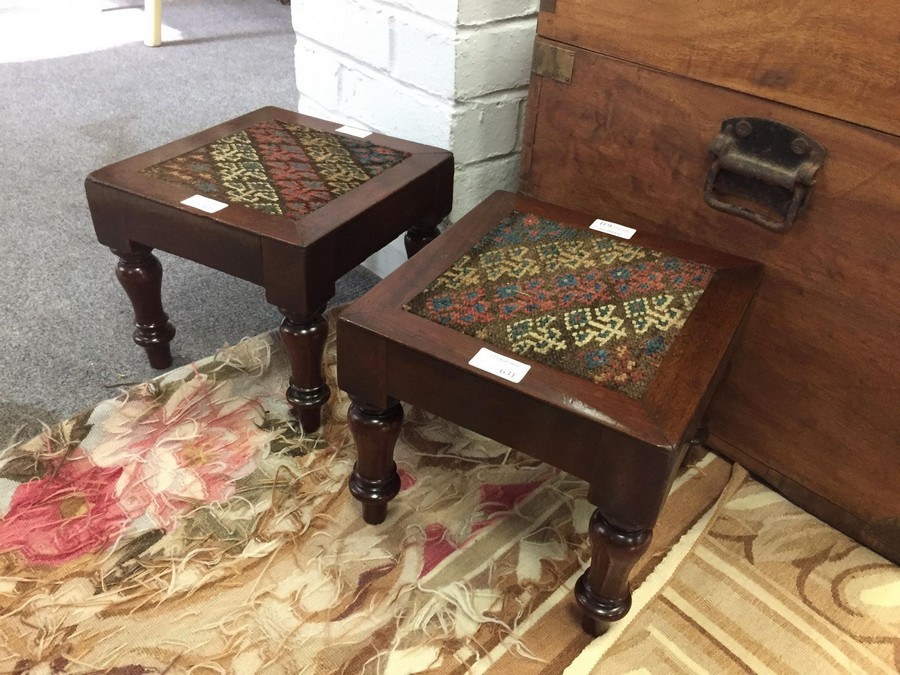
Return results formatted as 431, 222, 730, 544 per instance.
0, 0, 379, 442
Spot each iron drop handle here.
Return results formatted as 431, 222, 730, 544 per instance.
704, 118, 825, 233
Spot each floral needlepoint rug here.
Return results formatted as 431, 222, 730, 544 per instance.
0, 310, 729, 673
4, 311, 892, 673
571, 467, 900, 674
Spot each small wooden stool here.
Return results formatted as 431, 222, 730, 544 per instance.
85, 107, 452, 432
337, 192, 761, 635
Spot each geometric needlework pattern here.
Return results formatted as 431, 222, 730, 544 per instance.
142, 120, 411, 221
404, 211, 715, 399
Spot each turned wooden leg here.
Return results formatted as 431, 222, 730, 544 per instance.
347, 399, 403, 524
112, 245, 175, 369
279, 309, 330, 432
404, 218, 440, 257
575, 510, 652, 636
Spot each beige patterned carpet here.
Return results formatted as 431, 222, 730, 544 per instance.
571, 466, 899, 674
0, 311, 896, 673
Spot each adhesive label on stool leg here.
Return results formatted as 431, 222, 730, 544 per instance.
589, 218, 636, 240
469, 348, 531, 383
181, 194, 228, 213
335, 125, 373, 139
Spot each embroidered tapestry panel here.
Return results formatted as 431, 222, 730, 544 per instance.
142, 120, 410, 221
404, 211, 715, 399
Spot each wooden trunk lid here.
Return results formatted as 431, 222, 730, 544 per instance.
520, 40, 900, 562
539, 0, 900, 137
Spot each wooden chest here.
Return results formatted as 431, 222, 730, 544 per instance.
521, 0, 900, 562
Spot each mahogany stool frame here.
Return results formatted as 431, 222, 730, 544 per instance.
337, 191, 761, 635
85, 106, 453, 432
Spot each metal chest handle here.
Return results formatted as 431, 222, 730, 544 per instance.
704, 118, 826, 233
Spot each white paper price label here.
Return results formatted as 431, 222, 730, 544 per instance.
589, 218, 636, 240
468, 348, 531, 383
335, 125, 373, 139
181, 194, 228, 213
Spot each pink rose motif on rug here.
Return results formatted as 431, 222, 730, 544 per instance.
0, 325, 891, 674
420, 480, 547, 577
82, 370, 274, 531
0, 452, 128, 566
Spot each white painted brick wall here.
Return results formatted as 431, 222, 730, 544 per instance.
452, 95, 523, 165
293, 0, 540, 277
293, 38, 343, 111
456, 19, 538, 97
391, 15, 456, 98
294, 0, 391, 69
339, 68, 454, 147
459, 0, 539, 25
382, 0, 458, 25
453, 154, 522, 217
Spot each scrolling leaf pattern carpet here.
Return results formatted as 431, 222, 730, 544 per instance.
573, 466, 900, 674
0, 310, 895, 673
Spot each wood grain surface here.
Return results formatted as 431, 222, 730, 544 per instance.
520, 44, 900, 562
539, 0, 900, 137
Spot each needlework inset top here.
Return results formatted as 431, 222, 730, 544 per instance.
404, 211, 715, 399
141, 120, 411, 221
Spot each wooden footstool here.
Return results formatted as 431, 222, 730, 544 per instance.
85, 107, 452, 432
337, 192, 761, 635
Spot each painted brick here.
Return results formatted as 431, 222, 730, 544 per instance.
391, 15, 456, 98
361, 233, 407, 279
378, 0, 458, 26
452, 154, 521, 219
296, 95, 361, 128
293, 0, 540, 277
294, 0, 391, 70
456, 18, 538, 97
459, 0, 539, 25
294, 38, 343, 111
451, 95, 523, 164
339, 68, 453, 147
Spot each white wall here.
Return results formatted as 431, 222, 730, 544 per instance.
293, 0, 539, 277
